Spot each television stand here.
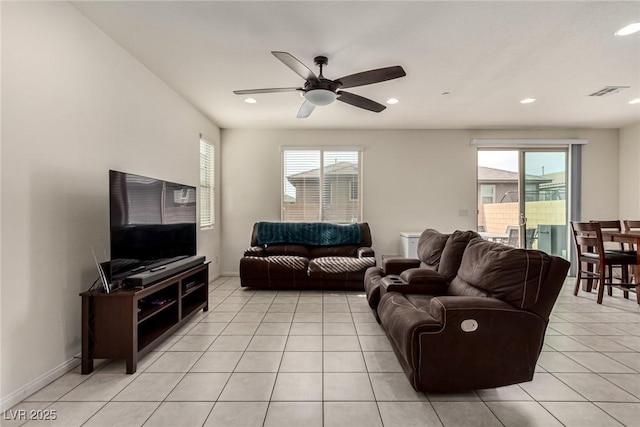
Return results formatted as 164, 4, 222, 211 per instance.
80, 262, 209, 374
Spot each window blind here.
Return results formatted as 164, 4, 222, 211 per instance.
282, 148, 362, 223
200, 138, 215, 228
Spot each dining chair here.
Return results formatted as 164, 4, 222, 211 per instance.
623, 220, 640, 283
623, 220, 640, 232
570, 221, 636, 304
593, 220, 626, 250
590, 220, 633, 285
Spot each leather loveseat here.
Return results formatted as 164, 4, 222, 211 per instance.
376, 237, 570, 392
240, 222, 375, 290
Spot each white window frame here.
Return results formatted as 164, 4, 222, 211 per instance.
199, 137, 215, 229
281, 146, 363, 223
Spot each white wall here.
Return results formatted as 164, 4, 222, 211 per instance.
1, 2, 220, 408
619, 122, 640, 218
221, 128, 620, 274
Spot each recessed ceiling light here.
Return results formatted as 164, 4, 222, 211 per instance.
629, 98, 640, 104
244, 97, 257, 104
615, 22, 640, 36
520, 98, 536, 104
386, 98, 399, 105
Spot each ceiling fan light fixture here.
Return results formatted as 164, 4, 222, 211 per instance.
520, 98, 536, 104
244, 97, 257, 104
386, 98, 399, 105
615, 22, 640, 36
304, 89, 337, 106
629, 98, 640, 104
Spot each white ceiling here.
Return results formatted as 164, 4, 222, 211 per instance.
72, 1, 640, 130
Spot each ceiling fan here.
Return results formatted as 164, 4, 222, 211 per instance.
233, 51, 406, 118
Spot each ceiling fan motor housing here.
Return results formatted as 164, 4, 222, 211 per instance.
303, 78, 340, 106
304, 88, 337, 106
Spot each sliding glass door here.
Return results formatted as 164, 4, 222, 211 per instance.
478, 149, 568, 258
522, 151, 568, 257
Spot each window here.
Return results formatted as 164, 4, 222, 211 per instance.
282, 148, 362, 223
199, 138, 215, 228
480, 184, 496, 204
350, 180, 358, 201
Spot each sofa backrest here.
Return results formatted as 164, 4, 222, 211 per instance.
249, 222, 372, 258
416, 229, 480, 280
449, 238, 569, 314
416, 229, 449, 270
437, 230, 481, 281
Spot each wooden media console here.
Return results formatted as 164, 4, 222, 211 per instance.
80, 262, 209, 374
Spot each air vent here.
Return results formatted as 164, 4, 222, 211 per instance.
588, 86, 630, 97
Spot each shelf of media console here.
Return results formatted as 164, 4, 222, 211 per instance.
138, 298, 178, 324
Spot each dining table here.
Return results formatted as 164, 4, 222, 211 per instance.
601, 229, 640, 304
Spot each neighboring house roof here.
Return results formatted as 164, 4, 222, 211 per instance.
539, 171, 565, 188
478, 166, 551, 184
287, 161, 357, 183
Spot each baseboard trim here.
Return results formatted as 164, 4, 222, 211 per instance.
1, 354, 80, 412
221, 271, 240, 277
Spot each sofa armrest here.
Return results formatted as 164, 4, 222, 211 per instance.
382, 257, 421, 275
428, 296, 536, 325
244, 246, 265, 257
400, 268, 446, 285
358, 247, 375, 258
380, 274, 448, 298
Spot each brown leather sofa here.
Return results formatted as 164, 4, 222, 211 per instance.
364, 229, 479, 310
376, 237, 570, 392
240, 222, 375, 290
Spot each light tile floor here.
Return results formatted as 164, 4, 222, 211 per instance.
5, 276, 640, 427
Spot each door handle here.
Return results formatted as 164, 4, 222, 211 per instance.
520, 213, 527, 227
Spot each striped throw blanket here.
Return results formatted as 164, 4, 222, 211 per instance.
256, 222, 361, 246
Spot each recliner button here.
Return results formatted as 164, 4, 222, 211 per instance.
461, 319, 478, 332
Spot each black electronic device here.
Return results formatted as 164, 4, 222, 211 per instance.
109, 170, 197, 282
125, 256, 206, 287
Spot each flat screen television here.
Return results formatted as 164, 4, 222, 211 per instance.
109, 170, 197, 281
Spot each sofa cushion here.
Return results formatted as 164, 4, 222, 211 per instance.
448, 277, 492, 298
308, 245, 359, 258
454, 239, 551, 309
438, 231, 481, 281
308, 256, 376, 280
239, 255, 310, 286
264, 244, 309, 258
417, 229, 450, 268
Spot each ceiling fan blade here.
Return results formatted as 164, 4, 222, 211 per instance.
336, 66, 406, 89
297, 100, 316, 118
337, 91, 386, 113
272, 51, 319, 83
233, 87, 301, 95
